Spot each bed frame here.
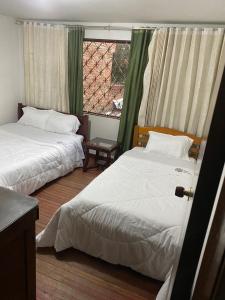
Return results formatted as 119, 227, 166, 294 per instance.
133, 125, 202, 159
18, 103, 89, 142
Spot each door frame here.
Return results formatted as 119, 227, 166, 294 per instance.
170, 66, 225, 299
193, 171, 225, 300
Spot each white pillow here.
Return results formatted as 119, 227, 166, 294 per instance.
45, 110, 80, 134
18, 106, 51, 130
144, 131, 193, 159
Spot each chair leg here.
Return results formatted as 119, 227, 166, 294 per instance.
83, 151, 90, 172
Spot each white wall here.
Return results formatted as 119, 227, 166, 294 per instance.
88, 115, 120, 140
0, 15, 22, 124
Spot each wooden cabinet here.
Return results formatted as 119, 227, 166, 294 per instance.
0, 187, 38, 300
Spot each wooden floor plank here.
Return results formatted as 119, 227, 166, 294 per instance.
34, 167, 162, 300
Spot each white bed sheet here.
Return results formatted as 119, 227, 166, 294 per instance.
36, 147, 196, 281
0, 123, 84, 195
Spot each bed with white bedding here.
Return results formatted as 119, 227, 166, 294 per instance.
0, 123, 84, 195
36, 147, 196, 281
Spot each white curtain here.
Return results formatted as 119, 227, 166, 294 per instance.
138, 28, 225, 137
23, 22, 69, 112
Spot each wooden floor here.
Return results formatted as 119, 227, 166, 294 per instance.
34, 167, 162, 300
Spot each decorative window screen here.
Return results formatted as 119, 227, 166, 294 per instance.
83, 40, 130, 118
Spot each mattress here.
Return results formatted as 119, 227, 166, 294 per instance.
0, 123, 84, 195
36, 147, 196, 281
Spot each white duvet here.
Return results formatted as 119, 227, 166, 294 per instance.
0, 123, 84, 195
36, 148, 195, 281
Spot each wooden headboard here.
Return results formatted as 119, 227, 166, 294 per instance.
18, 103, 89, 142
133, 125, 202, 158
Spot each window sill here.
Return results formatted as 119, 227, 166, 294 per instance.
83, 111, 121, 120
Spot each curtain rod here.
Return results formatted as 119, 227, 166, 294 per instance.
15, 20, 133, 31
15, 20, 225, 30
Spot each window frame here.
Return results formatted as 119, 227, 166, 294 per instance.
83, 38, 131, 119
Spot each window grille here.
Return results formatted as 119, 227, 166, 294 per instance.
83, 40, 130, 118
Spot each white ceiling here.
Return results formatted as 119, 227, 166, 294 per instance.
0, 0, 225, 23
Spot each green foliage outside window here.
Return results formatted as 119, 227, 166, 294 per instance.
112, 43, 130, 85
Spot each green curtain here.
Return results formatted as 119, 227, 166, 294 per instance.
68, 26, 84, 115
117, 29, 152, 153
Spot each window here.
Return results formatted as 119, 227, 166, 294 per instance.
83, 39, 130, 118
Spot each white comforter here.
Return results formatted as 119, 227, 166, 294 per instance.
0, 123, 84, 195
36, 148, 195, 281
